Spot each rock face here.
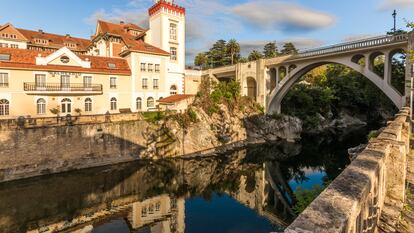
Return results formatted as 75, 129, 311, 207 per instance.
244, 114, 302, 143
143, 104, 303, 159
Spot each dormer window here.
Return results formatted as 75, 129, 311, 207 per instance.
111, 37, 121, 43
129, 30, 140, 36
108, 63, 116, 69
34, 38, 48, 45
0, 54, 10, 61
64, 43, 77, 49
1, 33, 17, 39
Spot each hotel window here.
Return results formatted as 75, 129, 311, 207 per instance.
170, 47, 177, 61
0, 99, 9, 116
155, 202, 161, 212
141, 63, 146, 72
153, 79, 159, 89
170, 23, 177, 41
0, 43, 8, 48
141, 207, 147, 217
0, 73, 9, 87
155, 64, 160, 73
147, 97, 155, 108
148, 63, 153, 72
37, 98, 46, 115
110, 77, 117, 89
110, 97, 117, 110
170, 85, 177, 95
136, 97, 142, 111
148, 204, 154, 214
83, 76, 92, 88
35, 74, 46, 88
61, 98, 72, 114
142, 78, 148, 89
10, 44, 18, 49
85, 98, 92, 112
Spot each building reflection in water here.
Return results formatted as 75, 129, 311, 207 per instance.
0, 135, 354, 233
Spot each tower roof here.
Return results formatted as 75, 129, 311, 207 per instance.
149, 0, 185, 16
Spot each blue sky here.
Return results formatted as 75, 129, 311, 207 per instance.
1, 0, 414, 64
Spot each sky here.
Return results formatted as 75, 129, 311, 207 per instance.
1, 0, 414, 64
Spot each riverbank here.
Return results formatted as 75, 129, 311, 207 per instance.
0, 100, 302, 183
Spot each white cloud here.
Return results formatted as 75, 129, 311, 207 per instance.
231, 0, 336, 31
85, 0, 334, 64
342, 34, 380, 42
380, 0, 414, 10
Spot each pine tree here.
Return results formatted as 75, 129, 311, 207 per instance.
263, 42, 278, 58
281, 42, 298, 55
209, 40, 227, 67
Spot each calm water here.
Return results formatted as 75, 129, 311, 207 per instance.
0, 127, 372, 233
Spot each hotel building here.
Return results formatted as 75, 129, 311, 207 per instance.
0, 0, 188, 118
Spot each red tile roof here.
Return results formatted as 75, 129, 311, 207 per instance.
96, 20, 169, 56
17, 28, 91, 52
0, 48, 131, 75
158, 95, 195, 104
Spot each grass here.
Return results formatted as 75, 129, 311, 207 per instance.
142, 111, 166, 123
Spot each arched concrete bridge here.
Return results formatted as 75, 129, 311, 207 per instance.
202, 32, 413, 114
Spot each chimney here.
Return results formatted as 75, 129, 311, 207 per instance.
120, 21, 125, 24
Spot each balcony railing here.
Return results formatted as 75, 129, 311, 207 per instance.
24, 83, 103, 93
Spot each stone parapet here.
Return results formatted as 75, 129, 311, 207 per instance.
285, 107, 411, 233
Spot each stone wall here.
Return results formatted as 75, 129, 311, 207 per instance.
285, 107, 411, 233
0, 119, 149, 182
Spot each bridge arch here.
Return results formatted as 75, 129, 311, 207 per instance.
267, 57, 404, 114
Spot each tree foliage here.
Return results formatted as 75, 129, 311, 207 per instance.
281, 42, 298, 55
282, 64, 398, 129
248, 50, 263, 61
263, 42, 279, 58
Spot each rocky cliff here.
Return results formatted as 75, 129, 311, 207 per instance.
142, 101, 302, 159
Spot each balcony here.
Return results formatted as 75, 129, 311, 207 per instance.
24, 83, 103, 95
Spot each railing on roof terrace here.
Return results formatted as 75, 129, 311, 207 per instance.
297, 34, 408, 58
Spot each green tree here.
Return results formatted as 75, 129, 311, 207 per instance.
209, 39, 228, 68
194, 52, 210, 69
226, 39, 241, 65
281, 42, 298, 55
248, 50, 263, 61
263, 41, 279, 58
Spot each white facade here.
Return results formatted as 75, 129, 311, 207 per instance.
147, 0, 186, 95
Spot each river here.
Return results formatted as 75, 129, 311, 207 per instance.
0, 127, 373, 233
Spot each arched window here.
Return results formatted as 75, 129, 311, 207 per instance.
147, 97, 154, 108
85, 98, 92, 112
0, 99, 9, 116
61, 98, 72, 114
136, 97, 142, 111
37, 98, 46, 115
170, 85, 177, 95
110, 97, 117, 110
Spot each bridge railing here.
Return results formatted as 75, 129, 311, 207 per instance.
297, 34, 408, 58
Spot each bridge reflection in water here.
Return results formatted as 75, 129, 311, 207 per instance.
0, 130, 367, 233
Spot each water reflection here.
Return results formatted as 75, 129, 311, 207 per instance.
0, 127, 370, 233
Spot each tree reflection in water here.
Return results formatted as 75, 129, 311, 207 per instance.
0, 127, 370, 233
